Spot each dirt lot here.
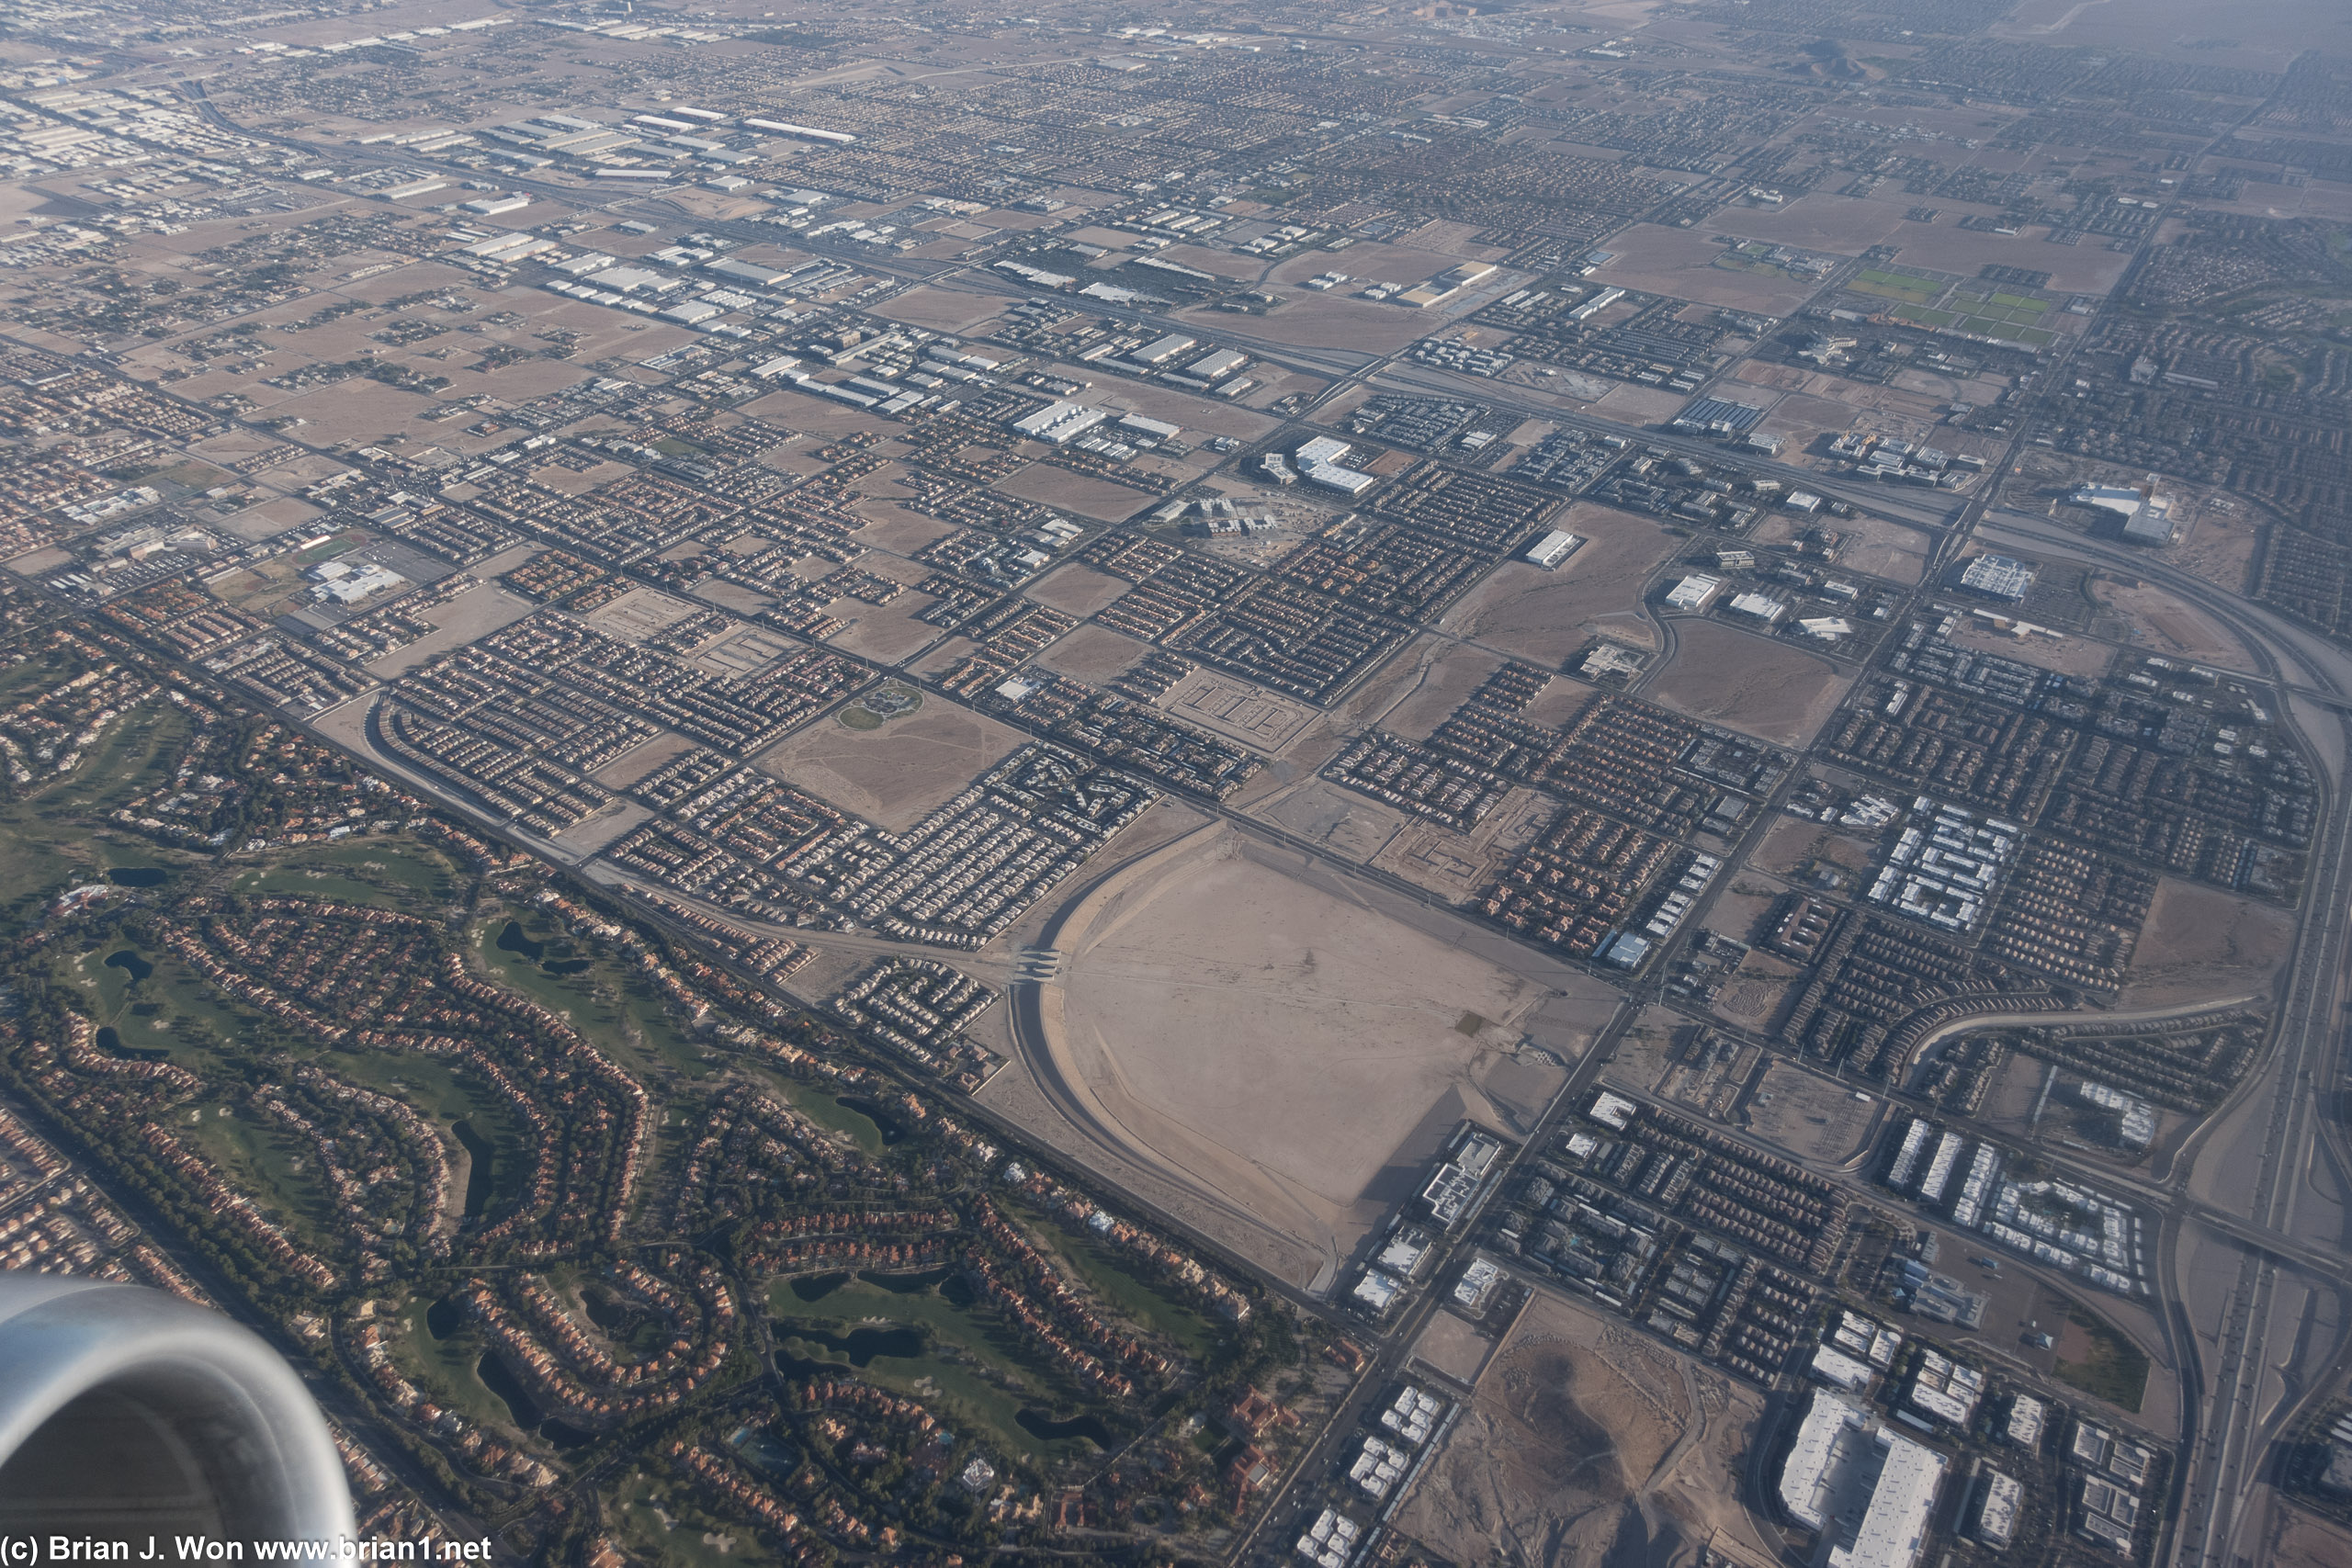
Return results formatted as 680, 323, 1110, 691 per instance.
1413, 1308, 1505, 1389
2090, 577, 2256, 671
1704, 944, 1799, 1029
872, 284, 1006, 334
1245, 777, 1411, 863
821, 594, 954, 665
1941, 617, 2115, 676
843, 496, 962, 557
2161, 503, 2261, 597
1587, 224, 1835, 315
1159, 668, 1321, 753
1394, 1285, 1771, 1568
1373, 788, 1557, 904
1026, 828, 1577, 1288
1023, 561, 1134, 617
584, 586, 704, 643
367, 581, 539, 677
1743, 1060, 1885, 1164
1751, 511, 1932, 586
1034, 623, 1150, 683
994, 463, 1159, 523
1365, 638, 1508, 740
2263, 1505, 2352, 1568
1749, 814, 1882, 886
1644, 620, 1852, 749
2120, 877, 2296, 1009
754, 699, 1024, 831
1436, 504, 1675, 661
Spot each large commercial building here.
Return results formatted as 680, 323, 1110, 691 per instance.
1778, 1389, 1948, 1568
1012, 400, 1112, 445
1524, 529, 1583, 570
1294, 436, 1379, 497
1958, 554, 2036, 602
1663, 573, 1724, 612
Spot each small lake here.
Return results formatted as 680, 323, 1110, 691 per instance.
103, 950, 153, 983
540, 1418, 595, 1452
452, 1120, 495, 1221
1017, 1409, 1114, 1448
498, 919, 592, 976
106, 867, 167, 887
835, 1095, 909, 1145
92, 1025, 169, 1063
476, 1348, 545, 1427
774, 1321, 925, 1370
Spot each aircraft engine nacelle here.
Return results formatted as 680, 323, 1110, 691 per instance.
0, 1273, 355, 1546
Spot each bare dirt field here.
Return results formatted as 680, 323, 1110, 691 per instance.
1644, 620, 1851, 749
872, 285, 1005, 334
822, 595, 955, 665
2089, 578, 2256, 671
1713, 951, 1805, 1034
1743, 1060, 1884, 1165
745, 384, 918, 436
1749, 510, 1931, 587
754, 700, 1024, 831
1091, 377, 1280, 443
1993, 0, 2331, 70
1185, 290, 1440, 354
994, 463, 1159, 523
367, 582, 538, 677
1412, 1308, 1504, 1389
594, 731, 699, 792
1024, 561, 1134, 617
843, 497, 961, 557
1394, 1285, 1771, 1568
1246, 777, 1411, 863
1436, 505, 1674, 660
1749, 814, 1881, 884
583, 587, 703, 643
2263, 1505, 2352, 1568
2120, 878, 2296, 1010
1374, 639, 1509, 740
1587, 225, 1833, 315
1160, 669, 1320, 753
1026, 829, 1580, 1288
1034, 624, 1150, 683
1372, 788, 1555, 904
2162, 506, 2260, 598
1592, 381, 1690, 424
1941, 618, 2115, 677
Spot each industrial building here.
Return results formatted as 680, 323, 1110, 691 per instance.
1420, 1126, 1506, 1229
1399, 261, 1497, 308
1012, 400, 1112, 445
1293, 435, 1379, 497
1523, 528, 1583, 570
2072, 475, 2176, 546
1664, 573, 1724, 612
1958, 554, 2036, 602
1968, 1469, 2021, 1550
1777, 1389, 1948, 1568
308, 559, 405, 605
